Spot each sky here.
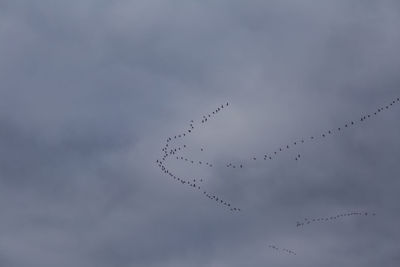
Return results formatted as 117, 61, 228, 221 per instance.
1, 1, 400, 266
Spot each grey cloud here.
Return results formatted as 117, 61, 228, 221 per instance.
1, 1, 400, 266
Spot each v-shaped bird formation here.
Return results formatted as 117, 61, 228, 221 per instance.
156, 97, 399, 215
156, 102, 240, 212
155, 96, 398, 257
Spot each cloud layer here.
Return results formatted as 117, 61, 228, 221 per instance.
1, 1, 400, 266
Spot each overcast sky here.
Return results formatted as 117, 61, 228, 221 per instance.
1, 1, 400, 266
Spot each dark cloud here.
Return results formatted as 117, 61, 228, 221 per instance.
1, 1, 400, 266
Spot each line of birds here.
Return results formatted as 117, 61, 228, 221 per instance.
268, 245, 297, 256
156, 103, 240, 211
225, 97, 400, 169
156, 160, 241, 212
296, 211, 376, 227
170, 145, 213, 167
174, 155, 214, 167
162, 142, 214, 169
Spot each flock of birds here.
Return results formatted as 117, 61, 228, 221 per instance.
161, 97, 400, 173
296, 211, 377, 227
155, 96, 399, 256
225, 97, 400, 169
156, 102, 242, 212
268, 245, 297, 256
